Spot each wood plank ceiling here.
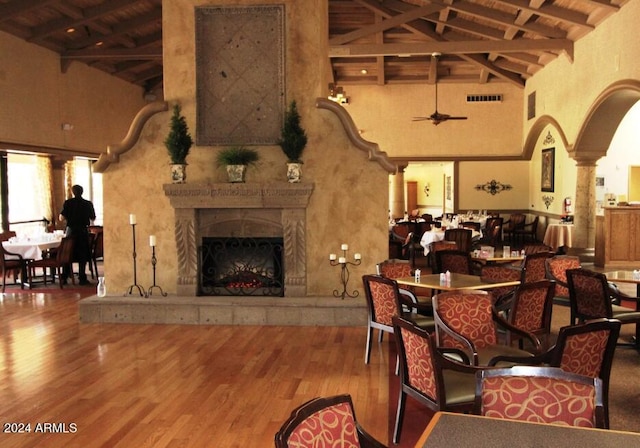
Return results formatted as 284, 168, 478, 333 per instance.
0, 0, 628, 93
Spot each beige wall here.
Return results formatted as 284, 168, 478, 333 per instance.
0, 32, 146, 154
102, 0, 390, 296
347, 82, 524, 157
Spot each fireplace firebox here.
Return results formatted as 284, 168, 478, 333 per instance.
201, 237, 284, 296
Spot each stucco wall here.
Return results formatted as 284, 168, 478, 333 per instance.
102, 0, 390, 296
0, 32, 145, 153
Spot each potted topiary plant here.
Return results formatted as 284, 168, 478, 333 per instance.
164, 104, 193, 183
278, 100, 308, 183
216, 145, 260, 183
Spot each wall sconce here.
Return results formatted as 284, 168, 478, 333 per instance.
423, 183, 430, 197
328, 83, 349, 104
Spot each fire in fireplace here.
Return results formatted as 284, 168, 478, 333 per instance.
200, 237, 284, 296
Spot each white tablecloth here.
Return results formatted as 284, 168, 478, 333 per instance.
2, 237, 62, 260
420, 229, 446, 255
543, 224, 573, 251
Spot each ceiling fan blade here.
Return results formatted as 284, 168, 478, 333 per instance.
445, 116, 468, 120
412, 117, 431, 121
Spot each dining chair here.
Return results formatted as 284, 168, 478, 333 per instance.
503, 213, 526, 245
444, 228, 473, 253
544, 255, 581, 308
0, 242, 28, 293
434, 249, 475, 275
473, 217, 503, 248
514, 216, 540, 244
376, 258, 431, 312
479, 264, 523, 311
566, 268, 640, 347
362, 275, 434, 365
489, 318, 621, 429
27, 237, 75, 288
475, 366, 606, 429
521, 251, 554, 283
274, 394, 387, 448
504, 280, 555, 351
391, 316, 479, 444
90, 229, 104, 279
426, 240, 457, 269
432, 291, 540, 366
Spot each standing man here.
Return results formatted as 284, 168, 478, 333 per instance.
59, 184, 96, 285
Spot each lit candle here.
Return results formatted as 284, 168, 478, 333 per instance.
341, 243, 348, 251
354, 253, 361, 260
129, 214, 137, 225
149, 235, 156, 246
339, 257, 346, 264
329, 253, 337, 261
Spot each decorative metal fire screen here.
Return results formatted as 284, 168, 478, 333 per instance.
200, 237, 284, 296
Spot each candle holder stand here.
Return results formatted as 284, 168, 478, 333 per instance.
147, 246, 167, 297
329, 248, 361, 300
124, 223, 146, 297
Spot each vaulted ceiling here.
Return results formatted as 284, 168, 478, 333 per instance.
0, 0, 628, 93
328, 0, 628, 88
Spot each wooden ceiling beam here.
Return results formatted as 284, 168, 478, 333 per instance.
330, 38, 573, 59
493, 0, 594, 29
29, 0, 136, 42
0, 0, 58, 22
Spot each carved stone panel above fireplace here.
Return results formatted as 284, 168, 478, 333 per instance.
163, 183, 314, 297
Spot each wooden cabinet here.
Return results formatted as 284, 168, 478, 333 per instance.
595, 207, 640, 267
406, 181, 417, 213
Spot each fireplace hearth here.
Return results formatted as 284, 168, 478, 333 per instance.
201, 237, 284, 296
164, 183, 314, 297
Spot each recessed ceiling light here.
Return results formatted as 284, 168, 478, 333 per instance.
361, 69, 368, 75
66, 28, 75, 33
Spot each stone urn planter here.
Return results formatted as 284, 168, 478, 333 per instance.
226, 164, 247, 183
216, 146, 259, 183
171, 163, 187, 184
286, 162, 302, 183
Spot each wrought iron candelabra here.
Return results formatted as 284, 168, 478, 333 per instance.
147, 245, 167, 297
329, 244, 362, 299
124, 220, 145, 297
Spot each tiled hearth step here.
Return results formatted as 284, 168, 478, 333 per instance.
79, 295, 367, 326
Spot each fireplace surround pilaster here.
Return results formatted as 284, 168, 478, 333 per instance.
163, 183, 314, 296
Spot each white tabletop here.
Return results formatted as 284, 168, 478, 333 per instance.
420, 229, 446, 255
3, 235, 62, 260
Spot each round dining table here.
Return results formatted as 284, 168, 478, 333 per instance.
543, 223, 573, 252
2, 235, 62, 260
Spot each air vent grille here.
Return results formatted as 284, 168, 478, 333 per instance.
466, 94, 503, 103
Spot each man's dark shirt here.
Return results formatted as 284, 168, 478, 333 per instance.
61, 197, 96, 231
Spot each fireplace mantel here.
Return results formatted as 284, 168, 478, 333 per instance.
163, 183, 314, 296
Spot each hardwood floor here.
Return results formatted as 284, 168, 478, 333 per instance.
0, 290, 390, 447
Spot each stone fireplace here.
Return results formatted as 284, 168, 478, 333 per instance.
163, 183, 314, 297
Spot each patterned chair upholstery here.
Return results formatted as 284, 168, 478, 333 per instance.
566, 268, 640, 347
488, 318, 621, 429
505, 280, 555, 351
427, 240, 457, 269
377, 259, 431, 313
475, 366, 606, 429
480, 264, 523, 310
433, 291, 539, 365
391, 316, 478, 444
545, 255, 581, 307
362, 275, 434, 365
275, 394, 387, 448
522, 251, 554, 283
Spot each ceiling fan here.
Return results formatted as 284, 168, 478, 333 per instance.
413, 53, 468, 126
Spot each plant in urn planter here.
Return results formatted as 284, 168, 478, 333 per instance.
278, 100, 308, 183
216, 146, 260, 183
164, 104, 193, 183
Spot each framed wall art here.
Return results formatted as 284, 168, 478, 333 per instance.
541, 147, 555, 192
